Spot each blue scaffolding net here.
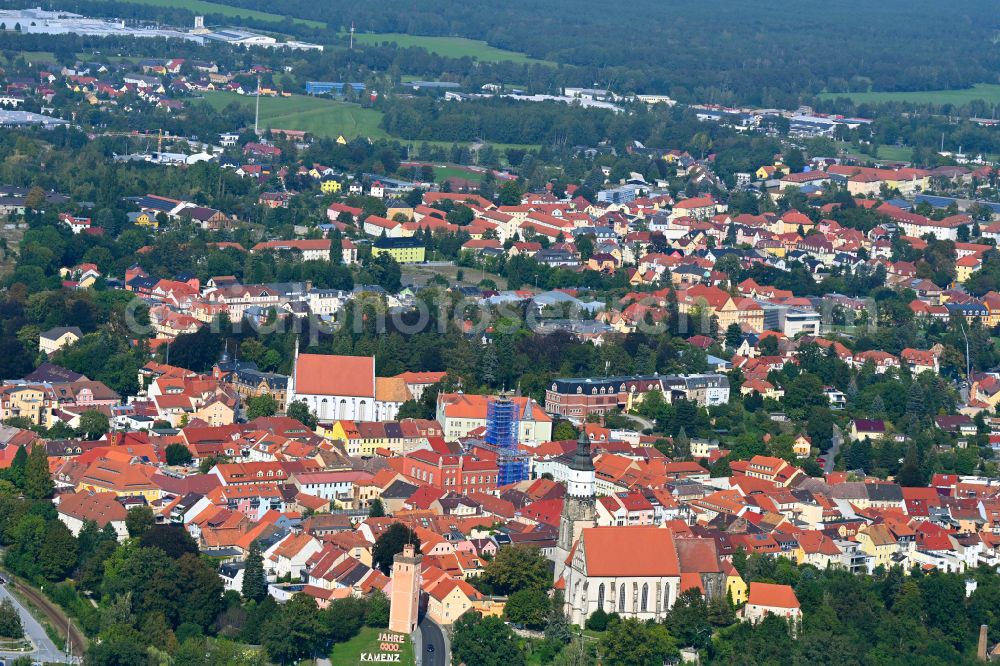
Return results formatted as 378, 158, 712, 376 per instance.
484, 396, 529, 486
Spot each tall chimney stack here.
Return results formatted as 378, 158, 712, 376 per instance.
978, 624, 989, 662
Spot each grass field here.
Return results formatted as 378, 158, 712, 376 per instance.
201, 91, 387, 139
433, 165, 484, 184
402, 262, 512, 289
2, 51, 56, 64
819, 83, 1000, 106
834, 142, 913, 162
330, 627, 415, 666
352, 32, 552, 65
97, 0, 325, 28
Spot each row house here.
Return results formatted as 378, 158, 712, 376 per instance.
203, 285, 281, 321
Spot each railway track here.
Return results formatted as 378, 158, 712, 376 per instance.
11, 579, 86, 657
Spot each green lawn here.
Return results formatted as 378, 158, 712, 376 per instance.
95, 0, 325, 28
2, 51, 56, 64
200, 91, 387, 140
836, 143, 913, 162
433, 165, 484, 184
818, 83, 1000, 106
330, 627, 415, 666
352, 32, 553, 65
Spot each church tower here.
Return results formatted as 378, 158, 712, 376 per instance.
554, 430, 596, 581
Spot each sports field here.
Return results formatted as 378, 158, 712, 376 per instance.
818, 83, 1000, 106
97, 0, 325, 28
352, 32, 552, 65
201, 91, 387, 140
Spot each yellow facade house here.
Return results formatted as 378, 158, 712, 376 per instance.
855, 524, 897, 570
38, 326, 82, 356
371, 237, 426, 264
0, 385, 56, 428
425, 578, 491, 626
724, 560, 748, 604
320, 179, 342, 194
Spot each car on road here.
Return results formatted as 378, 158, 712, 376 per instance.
426, 644, 435, 653
817, 457, 826, 464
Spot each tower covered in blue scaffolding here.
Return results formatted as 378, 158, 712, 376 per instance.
484, 395, 529, 486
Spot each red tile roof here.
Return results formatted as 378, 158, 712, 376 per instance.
581, 526, 680, 577
748, 582, 799, 609
294, 354, 374, 397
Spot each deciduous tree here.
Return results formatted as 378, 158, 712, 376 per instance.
371, 523, 420, 575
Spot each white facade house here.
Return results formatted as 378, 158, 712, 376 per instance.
290, 470, 373, 502
263, 532, 323, 579
286, 348, 376, 422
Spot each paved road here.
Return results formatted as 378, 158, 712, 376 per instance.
0, 582, 72, 664
418, 615, 448, 666
622, 413, 655, 431
824, 424, 843, 474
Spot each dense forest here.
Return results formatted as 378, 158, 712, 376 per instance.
112, 0, 1000, 105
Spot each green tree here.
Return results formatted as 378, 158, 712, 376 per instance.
40, 519, 78, 581
585, 608, 609, 631
245, 394, 278, 420
242, 541, 268, 602
395, 400, 425, 420
784, 148, 806, 173
758, 335, 780, 357
364, 590, 390, 628
504, 588, 550, 630
371, 523, 420, 575
452, 613, 525, 666
78, 410, 110, 439
674, 427, 691, 458
896, 444, 925, 487
261, 593, 326, 664
84, 629, 152, 666
725, 322, 743, 349
24, 444, 53, 499
498, 180, 523, 206
599, 618, 678, 666
553, 421, 578, 441
481, 545, 552, 595
665, 588, 711, 648
324, 596, 365, 643
446, 205, 475, 226
139, 524, 198, 559
0, 598, 23, 638
806, 406, 835, 451
142, 611, 178, 652
6, 445, 27, 489
165, 443, 193, 466
367, 499, 386, 518
782, 372, 826, 418
176, 553, 224, 630
125, 505, 155, 539
285, 400, 317, 429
